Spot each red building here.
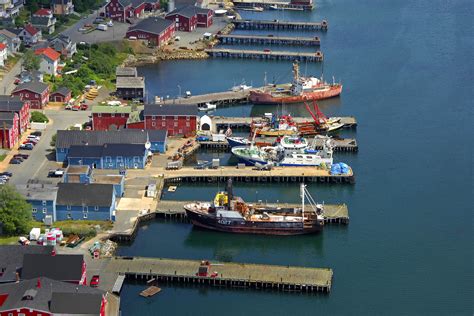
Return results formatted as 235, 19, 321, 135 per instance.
12, 82, 50, 109
125, 18, 175, 47
165, 5, 213, 32
49, 86, 72, 103
105, 0, 154, 22
0, 95, 30, 134
143, 104, 197, 136
0, 112, 19, 149
92, 105, 132, 130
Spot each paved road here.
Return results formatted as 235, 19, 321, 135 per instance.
7, 109, 90, 185
0, 58, 22, 95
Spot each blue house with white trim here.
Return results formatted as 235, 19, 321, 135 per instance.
16, 184, 58, 222
92, 174, 125, 197
63, 165, 92, 183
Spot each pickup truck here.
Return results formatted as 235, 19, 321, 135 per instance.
48, 169, 65, 178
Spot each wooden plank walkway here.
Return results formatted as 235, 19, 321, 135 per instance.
233, 1, 314, 10
217, 34, 320, 46
212, 116, 358, 130
232, 19, 326, 30
156, 90, 250, 106
104, 257, 333, 293
205, 48, 324, 62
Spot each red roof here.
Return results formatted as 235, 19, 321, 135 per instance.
35, 47, 61, 61
0, 43, 6, 51
24, 24, 39, 36
34, 8, 52, 16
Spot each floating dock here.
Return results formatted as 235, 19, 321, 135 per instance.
156, 200, 349, 224
233, 0, 314, 11
205, 49, 324, 62
104, 257, 333, 293
140, 286, 161, 297
217, 34, 320, 46
233, 19, 327, 31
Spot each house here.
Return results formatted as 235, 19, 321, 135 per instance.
165, 5, 213, 32
144, 103, 197, 136
22, 253, 86, 284
0, 28, 21, 55
55, 129, 167, 161
105, 0, 146, 22
115, 76, 145, 100
49, 33, 76, 58
0, 112, 19, 148
93, 174, 125, 197
116, 66, 137, 77
92, 105, 132, 131
19, 70, 44, 83
34, 47, 61, 76
0, 95, 30, 133
63, 165, 92, 183
0, 0, 23, 19
125, 17, 175, 47
50, 86, 72, 103
12, 81, 50, 109
16, 183, 58, 221
56, 183, 116, 221
67, 143, 148, 169
31, 8, 57, 35
18, 24, 42, 46
0, 277, 107, 316
52, 0, 74, 15
0, 43, 6, 67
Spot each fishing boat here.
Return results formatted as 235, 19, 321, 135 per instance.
269, 4, 303, 10
184, 180, 325, 235
253, 115, 298, 137
249, 61, 342, 104
198, 102, 217, 111
231, 145, 276, 165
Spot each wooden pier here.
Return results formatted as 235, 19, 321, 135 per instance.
104, 257, 333, 293
156, 89, 250, 106
156, 200, 349, 224
212, 116, 358, 130
205, 48, 324, 62
233, 19, 327, 31
217, 34, 320, 46
233, 0, 314, 10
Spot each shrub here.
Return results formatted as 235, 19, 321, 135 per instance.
30, 111, 49, 123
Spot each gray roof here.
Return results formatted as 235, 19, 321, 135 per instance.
147, 129, 167, 142
0, 277, 104, 313
22, 254, 84, 281
127, 17, 174, 36
167, 5, 212, 18
144, 103, 198, 117
16, 183, 58, 201
0, 28, 18, 39
0, 246, 53, 283
116, 66, 137, 77
93, 174, 124, 185
66, 165, 91, 174
5, 27, 22, 36
50, 292, 103, 314
12, 81, 49, 94
116, 76, 145, 89
0, 111, 15, 121
68, 145, 103, 158
56, 183, 114, 207
51, 86, 71, 96
0, 95, 25, 112
68, 143, 146, 158
56, 130, 165, 149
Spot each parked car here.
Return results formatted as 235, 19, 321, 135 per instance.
22, 140, 36, 146
14, 78, 20, 85
31, 131, 42, 137
0, 172, 13, 177
13, 154, 28, 160
81, 103, 88, 110
19, 143, 34, 150
0, 175, 10, 182
90, 275, 100, 287
48, 169, 65, 178
9, 158, 22, 164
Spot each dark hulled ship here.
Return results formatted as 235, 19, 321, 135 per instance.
184, 180, 325, 235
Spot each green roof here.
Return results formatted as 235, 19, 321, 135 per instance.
92, 105, 133, 114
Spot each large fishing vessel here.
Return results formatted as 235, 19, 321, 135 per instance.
184, 181, 325, 235
249, 61, 342, 104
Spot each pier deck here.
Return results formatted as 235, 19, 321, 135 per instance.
104, 257, 333, 293
205, 48, 324, 62
217, 34, 320, 46
232, 19, 326, 30
156, 90, 250, 106
233, 1, 314, 10
212, 116, 357, 130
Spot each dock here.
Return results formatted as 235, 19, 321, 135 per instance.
156, 89, 250, 106
140, 286, 161, 297
103, 257, 333, 293
212, 116, 358, 130
233, 19, 327, 31
217, 34, 320, 46
156, 200, 349, 224
205, 48, 324, 62
233, 0, 314, 10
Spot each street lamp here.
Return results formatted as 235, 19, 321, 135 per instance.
177, 85, 181, 98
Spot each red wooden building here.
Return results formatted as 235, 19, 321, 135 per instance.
165, 5, 213, 32
92, 105, 132, 130
49, 86, 72, 103
105, 0, 159, 22
143, 104, 197, 136
0, 112, 19, 149
0, 95, 30, 134
12, 82, 50, 109
125, 17, 175, 47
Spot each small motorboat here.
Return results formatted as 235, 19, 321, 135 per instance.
198, 102, 217, 111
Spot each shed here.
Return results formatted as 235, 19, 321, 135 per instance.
199, 115, 212, 131
49, 86, 72, 103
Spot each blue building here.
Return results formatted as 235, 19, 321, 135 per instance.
67, 143, 148, 169
92, 174, 125, 197
63, 165, 92, 183
55, 129, 167, 162
56, 183, 116, 221
16, 184, 58, 222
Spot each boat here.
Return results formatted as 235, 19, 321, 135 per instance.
198, 102, 217, 111
253, 114, 298, 137
241, 6, 263, 11
269, 4, 303, 10
226, 136, 252, 148
231, 145, 276, 165
279, 135, 308, 150
184, 180, 325, 235
249, 61, 342, 104
230, 80, 252, 92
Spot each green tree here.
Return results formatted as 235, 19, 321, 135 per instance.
0, 186, 32, 236
50, 133, 57, 147
30, 111, 49, 123
23, 50, 41, 72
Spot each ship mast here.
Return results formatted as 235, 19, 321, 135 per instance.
293, 61, 300, 83
300, 183, 305, 222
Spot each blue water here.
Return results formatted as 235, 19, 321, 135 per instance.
122, 0, 473, 314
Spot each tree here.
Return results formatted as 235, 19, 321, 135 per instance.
30, 111, 49, 123
50, 133, 57, 147
0, 185, 32, 236
23, 50, 40, 72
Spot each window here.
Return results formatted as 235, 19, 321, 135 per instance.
186, 116, 190, 121
42, 200, 46, 206
42, 208, 47, 214
67, 213, 72, 219
67, 205, 71, 210
94, 206, 99, 211
25, 93, 29, 98
83, 206, 88, 212
174, 116, 178, 120
161, 116, 165, 120
151, 122, 156, 127
121, 113, 125, 117
83, 213, 88, 219
105, 156, 112, 162
35, 94, 39, 97
32, 208, 37, 213
162, 122, 166, 127
98, 113, 102, 117
179, 129, 183, 134
186, 122, 190, 127
152, 115, 156, 120
117, 156, 123, 162
111, 113, 115, 117
174, 122, 178, 127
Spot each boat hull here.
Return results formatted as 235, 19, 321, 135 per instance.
185, 208, 323, 235
226, 137, 250, 148
250, 84, 343, 105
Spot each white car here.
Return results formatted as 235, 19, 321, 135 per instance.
27, 135, 40, 141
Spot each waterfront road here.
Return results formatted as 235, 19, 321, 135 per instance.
0, 58, 22, 95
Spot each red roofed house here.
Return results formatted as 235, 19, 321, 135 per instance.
32, 8, 57, 34
19, 24, 42, 46
12, 82, 50, 109
35, 47, 61, 76
0, 112, 20, 149
0, 43, 6, 67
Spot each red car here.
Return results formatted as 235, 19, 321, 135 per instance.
90, 275, 100, 287
81, 103, 88, 110
14, 78, 20, 85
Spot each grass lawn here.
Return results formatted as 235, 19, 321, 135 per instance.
0, 154, 7, 162
0, 236, 19, 245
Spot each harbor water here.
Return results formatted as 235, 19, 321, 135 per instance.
119, 0, 473, 314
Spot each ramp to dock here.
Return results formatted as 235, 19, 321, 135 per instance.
112, 274, 126, 294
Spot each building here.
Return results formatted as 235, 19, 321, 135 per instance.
0, 28, 20, 55
0, 95, 30, 133
51, 0, 74, 15
0, 112, 19, 148
144, 103, 197, 136
116, 66, 137, 77
49, 34, 76, 58
165, 5, 213, 32
31, 8, 57, 35
12, 81, 50, 109
115, 76, 145, 100
50, 86, 72, 103
67, 143, 148, 169
125, 17, 175, 47
56, 183, 116, 221
18, 24, 42, 46
93, 174, 125, 197
105, 0, 144, 22
0, 43, 6, 66
34, 47, 61, 76
92, 105, 132, 131
63, 165, 92, 183
0, 0, 23, 19
22, 253, 86, 284
16, 183, 58, 221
